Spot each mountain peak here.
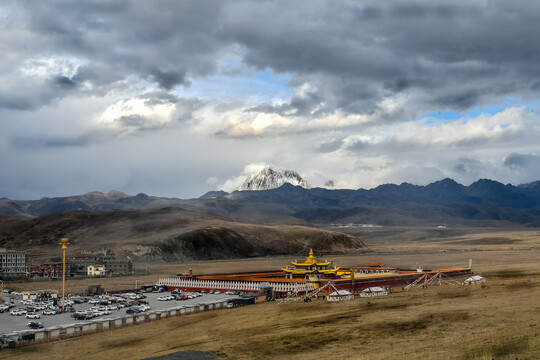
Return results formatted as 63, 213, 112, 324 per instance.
239, 167, 311, 191
199, 190, 229, 199
106, 190, 129, 199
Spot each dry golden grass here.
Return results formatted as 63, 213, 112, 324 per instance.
1, 279, 538, 359
2, 229, 539, 359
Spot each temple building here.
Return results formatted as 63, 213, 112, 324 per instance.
157, 249, 473, 296
282, 249, 340, 279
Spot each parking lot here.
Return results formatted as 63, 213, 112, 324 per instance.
0, 291, 237, 335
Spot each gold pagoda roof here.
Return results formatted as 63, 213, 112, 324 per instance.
290, 248, 332, 266
282, 249, 339, 274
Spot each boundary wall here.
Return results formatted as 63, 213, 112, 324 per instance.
157, 277, 316, 294
0, 300, 229, 348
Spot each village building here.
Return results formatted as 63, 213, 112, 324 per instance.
43, 262, 71, 278
103, 259, 133, 274
67, 253, 98, 275
0, 249, 27, 275
87, 264, 106, 276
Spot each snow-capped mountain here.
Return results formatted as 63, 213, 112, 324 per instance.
239, 167, 311, 191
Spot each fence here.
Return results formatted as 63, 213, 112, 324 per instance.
157, 277, 316, 294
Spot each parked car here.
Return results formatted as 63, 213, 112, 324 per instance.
25, 312, 40, 319
73, 313, 87, 320
10, 309, 27, 316
126, 307, 140, 314
27, 321, 44, 329
42, 309, 59, 315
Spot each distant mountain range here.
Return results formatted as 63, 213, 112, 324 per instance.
2, 177, 540, 263
2, 178, 540, 226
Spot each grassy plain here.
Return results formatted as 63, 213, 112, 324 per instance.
2, 228, 540, 359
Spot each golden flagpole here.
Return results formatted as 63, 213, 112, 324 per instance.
59, 238, 70, 312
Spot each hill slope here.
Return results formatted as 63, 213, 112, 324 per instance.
0, 208, 366, 263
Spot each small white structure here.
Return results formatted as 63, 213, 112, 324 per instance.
360, 287, 389, 297
22, 290, 58, 300
463, 275, 485, 285
327, 290, 354, 301
87, 264, 106, 276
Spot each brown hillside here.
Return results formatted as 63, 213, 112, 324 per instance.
0, 208, 366, 264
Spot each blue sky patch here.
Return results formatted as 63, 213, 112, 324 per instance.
178, 61, 294, 104
416, 97, 540, 127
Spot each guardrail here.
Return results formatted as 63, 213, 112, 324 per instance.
0, 299, 230, 348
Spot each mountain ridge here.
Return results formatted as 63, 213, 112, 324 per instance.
2, 177, 540, 226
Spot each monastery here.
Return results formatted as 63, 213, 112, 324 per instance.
157, 249, 472, 296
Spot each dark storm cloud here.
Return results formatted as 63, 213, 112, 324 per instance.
11, 132, 107, 149
148, 69, 190, 90
0, 0, 539, 160
453, 158, 486, 175
246, 88, 328, 118
51, 75, 79, 89
1, 0, 224, 110
316, 139, 344, 153
4, 0, 540, 119
221, 1, 540, 117
503, 153, 540, 169
117, 114, 149, 128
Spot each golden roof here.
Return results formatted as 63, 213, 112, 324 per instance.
290, 248, 332, 266
282, 249, 339, 275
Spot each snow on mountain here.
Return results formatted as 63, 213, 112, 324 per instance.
239, 167, 311, 191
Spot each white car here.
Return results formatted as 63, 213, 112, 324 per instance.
10, 309, 27, 316
26, 312, 40, 319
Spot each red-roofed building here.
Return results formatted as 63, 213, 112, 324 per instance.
43, 262, 71, 278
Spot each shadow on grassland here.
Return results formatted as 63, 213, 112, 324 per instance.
462, 335, 531, 359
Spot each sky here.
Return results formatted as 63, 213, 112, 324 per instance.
2, 0, 540, 200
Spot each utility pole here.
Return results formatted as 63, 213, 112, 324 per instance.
59, 238, 70, 312
0, 281, 4, 304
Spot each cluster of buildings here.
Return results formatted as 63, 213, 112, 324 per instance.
0, 248, 132, 279
40, 252, 132, 278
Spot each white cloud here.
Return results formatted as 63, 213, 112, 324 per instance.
19, 56, 86, 79
205, 176, 218, 185
219, 162, 272, 192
